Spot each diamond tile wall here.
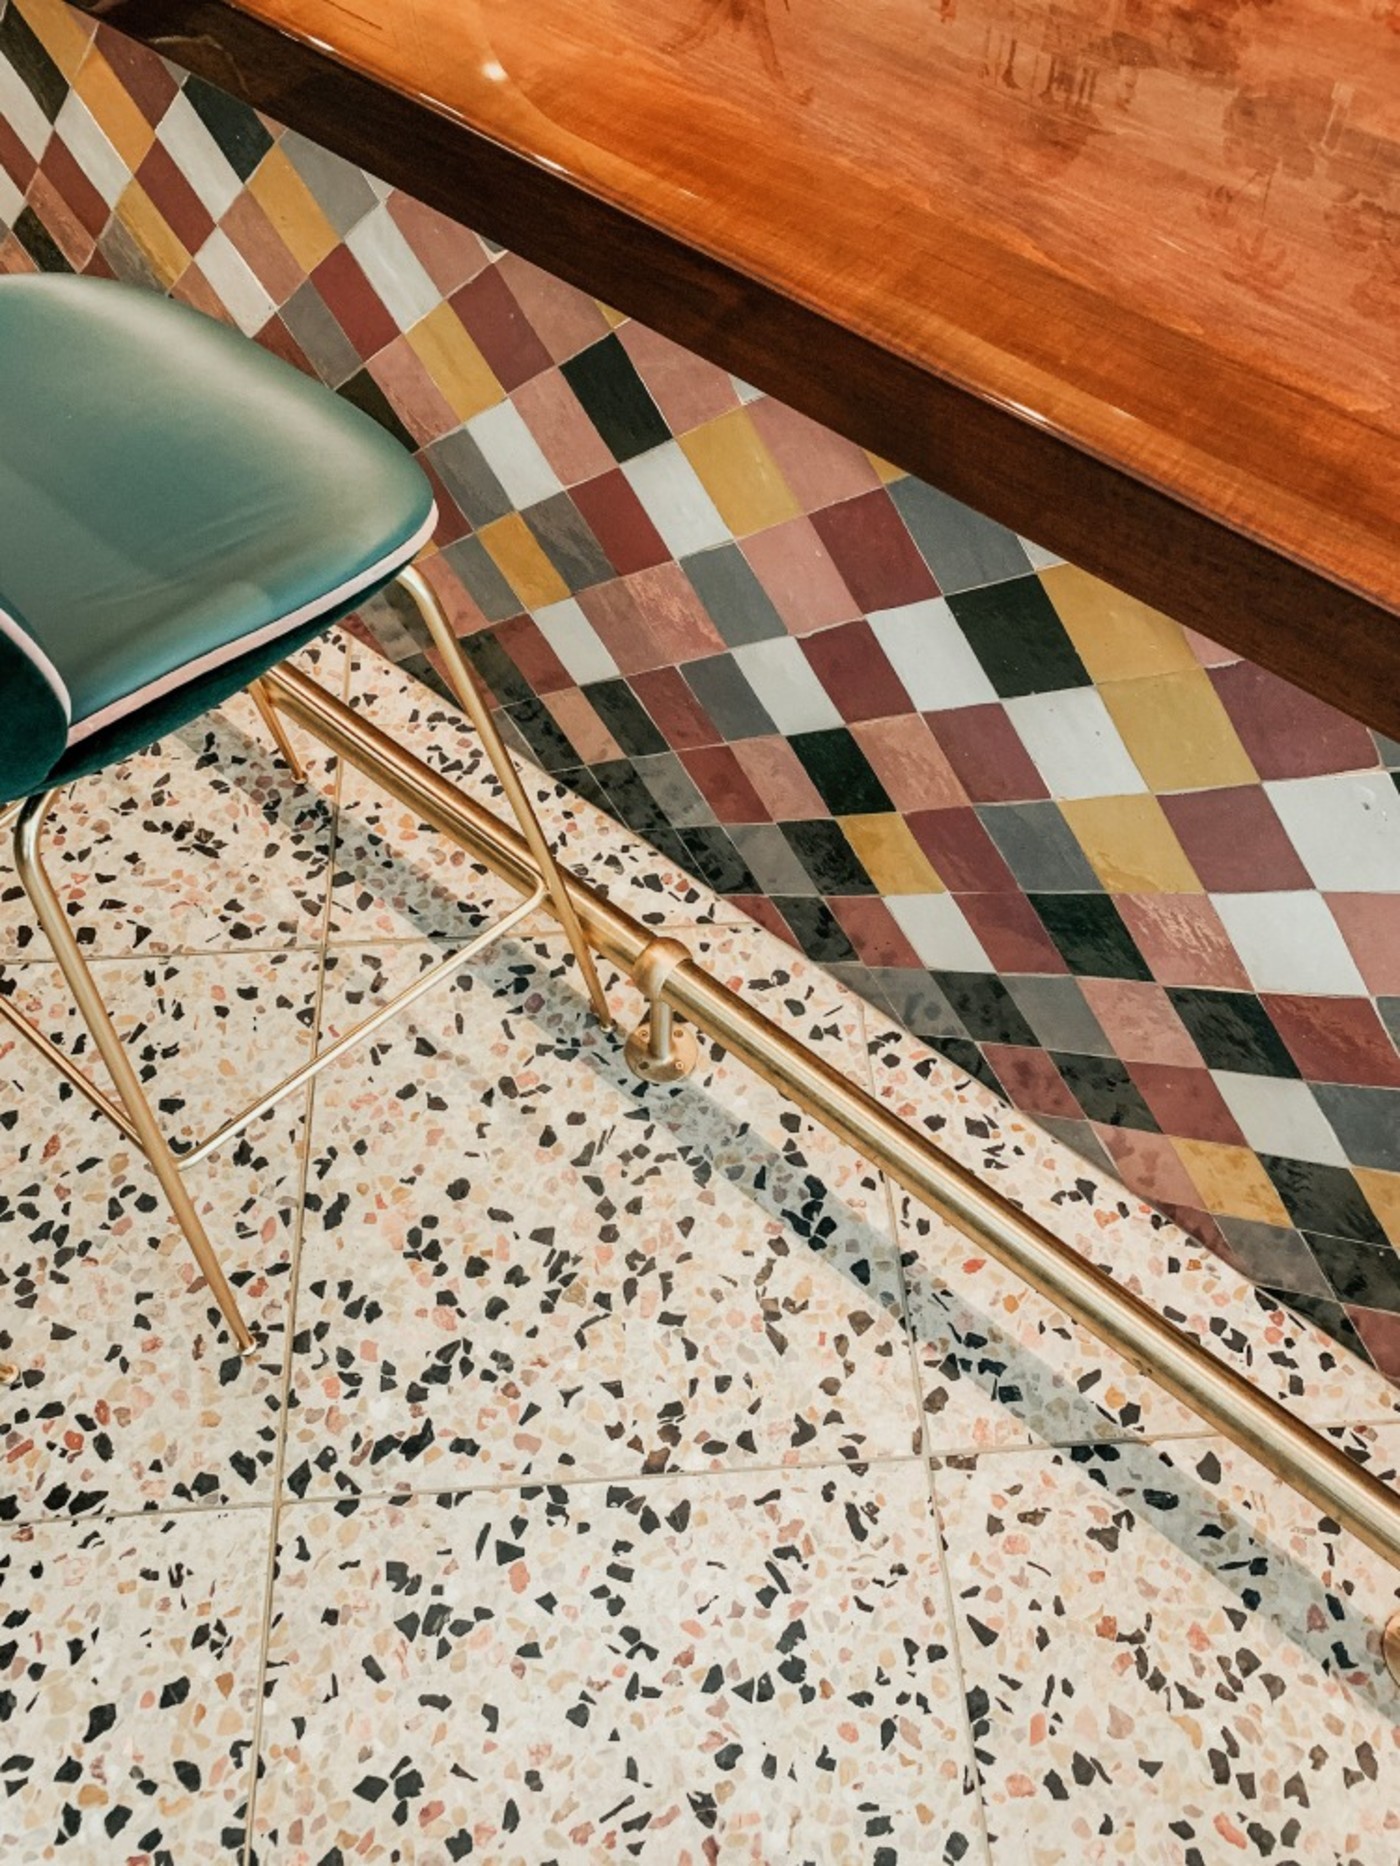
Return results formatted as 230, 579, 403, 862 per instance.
3, 0, 1400, 1379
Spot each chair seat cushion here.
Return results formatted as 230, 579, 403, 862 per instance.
0, 275, 434, 796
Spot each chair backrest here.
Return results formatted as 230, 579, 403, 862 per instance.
0, 595, 69, 801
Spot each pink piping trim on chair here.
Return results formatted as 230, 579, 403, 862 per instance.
0, 602, 72, 725
65, 504, 439, 748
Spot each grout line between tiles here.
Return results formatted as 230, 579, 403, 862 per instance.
859, 998, 997, 1866
237, 673, 347, 1866
275, 1447, 931, 1514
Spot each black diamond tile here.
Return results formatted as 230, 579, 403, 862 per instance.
12, 206, 71, 275
503, 697, 578, 773
335, 369, 417, 453
1260, 1290, 1371, 1365
1029, 893, 1152, 981
946, 575, 1091, 698
773, 897, 858, 964
1303, 1233, 1400, 1312
789, 728, 893, 815
560, 333, 670, 462
1168, 989, 1300, 1078
931, 1037, 1004, 1098
457, 629, 534, 709
0, 3, 67, 120
1051, 1054, 1159, 1131
582, 679, 668, 758
931, 973, 1037, 1046
591, 760, 694, 868
184, 74, 274, 179
1259, 1155, 1386, 1246
678, 825, 759, 897
778, 820, 875, 895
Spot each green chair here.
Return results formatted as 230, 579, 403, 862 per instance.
0, 274, 608, 1363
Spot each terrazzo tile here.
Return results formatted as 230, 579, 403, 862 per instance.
284, 926, 916, 1498
252, 1462, 983, 1865
936, 1426, 1400, 1864
0, 951, 316, 1522
0, 636, 344, 963
863, 1016, 1400, 1452
0, 1507, 269, 1861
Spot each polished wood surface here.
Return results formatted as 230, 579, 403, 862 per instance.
84, 0, 1400, 733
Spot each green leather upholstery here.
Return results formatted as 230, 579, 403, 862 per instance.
0, 275, 435, 800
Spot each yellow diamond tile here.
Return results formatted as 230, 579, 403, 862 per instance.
1060, 794, 1202, 894
838, 814, 944, 895
477, 513, 569, 610
114, 180, 189, 289
1172, 1140, 1292, 1228
1354, 1169, 1400, 1248
679, 408, 801, 537
74, 47, 156, 169
246, 146, 340, 273
15, 0, 93, 79
1040, 564, 1198, 683
405, 303, 503, 422
1099, 668, 1257, 792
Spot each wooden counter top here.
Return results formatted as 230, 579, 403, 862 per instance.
83, 0, 1400, 734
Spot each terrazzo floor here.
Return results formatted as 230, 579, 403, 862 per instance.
1, 636, 1398, 1865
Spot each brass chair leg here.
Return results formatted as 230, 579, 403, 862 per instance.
249, 676, 307, 780
395, 563, 612, 1027
12, 792, 257, 1359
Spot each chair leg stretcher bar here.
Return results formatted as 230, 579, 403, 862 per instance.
266, 657, 1400, 1675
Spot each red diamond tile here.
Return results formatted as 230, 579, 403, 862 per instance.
1261, 993, 1400, 1089
740, 515, 859, 632
1079, 979, 1202, 1066
386, 191, 490, 295
311, 245, 398, 358
1209, 659, 1377, 779
746, 398, 882, 509
730, 737, 828, 821
826, 895, 922, 969
955, 893, 1066, 973
800, 620, 912, 724
450, 264, 552, 392
512, 370, 615, 488
1325, 894, 1400, 996
1346, 1304, 1400, 1380
495, 615, 573, 696
1093, 1126, 1205, 1212
1124, 1062, 1246, 1146
679, 745, 771, 823
981, 1043, 1083, 1119
571, 469, 671, 575
41, 136, 109, 240
493, 251, 611, 362
1159, 787, 1310, 893
96, 20, 181, 124
809, 489, 939, 613
629, 665, 721, 751
907, 809, 1018, 893
851, 716, 969, 813
924, 706, 1049, 804
253, 312, 314, 376
366, 335, 460, 446
726, 894, 798, 946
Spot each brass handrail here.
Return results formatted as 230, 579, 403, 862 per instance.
265, 659, 1400, 1612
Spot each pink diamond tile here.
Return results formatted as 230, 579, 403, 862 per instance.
1326, 893, 1400, 995
740, 515, 860, 632
386, 190, 490, 294
616, 318, 740, 432
1115, 893, 1252, 990
1078, 978, 1203, 1066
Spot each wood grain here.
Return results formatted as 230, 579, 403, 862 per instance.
80, 0, 1400, 735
